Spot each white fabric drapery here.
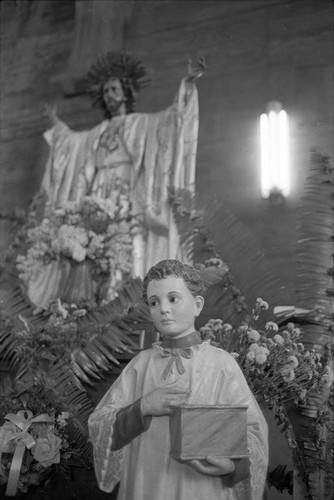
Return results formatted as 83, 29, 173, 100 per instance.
27, 80, 198, 309
88, 341, 269, 500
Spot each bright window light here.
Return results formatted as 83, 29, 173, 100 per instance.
260, 101, 290, 199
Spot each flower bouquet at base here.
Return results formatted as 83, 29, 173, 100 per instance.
15, 191, 135, 309
0, 382, 83, 497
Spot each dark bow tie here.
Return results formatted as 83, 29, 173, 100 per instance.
160, 331, 202, 379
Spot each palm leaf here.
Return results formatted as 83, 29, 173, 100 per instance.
0, 282, 47, 327
268, 464, 293, 494
197, 195, 292, 309
294, 149, 333, 353
283, 150, 334, 500
171, 189, 292, 328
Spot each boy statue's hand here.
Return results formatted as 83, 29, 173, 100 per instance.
188, 456, 250, 484
188, 456, 235, 476
140, 383, 190, 417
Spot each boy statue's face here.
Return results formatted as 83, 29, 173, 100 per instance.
147, 275, 204, 338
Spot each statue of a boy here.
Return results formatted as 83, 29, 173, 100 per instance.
88, 259, 268, 500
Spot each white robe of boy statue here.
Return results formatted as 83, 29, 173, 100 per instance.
88, 342, 268, 500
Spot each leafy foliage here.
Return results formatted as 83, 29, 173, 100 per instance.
279, 150, 334, 500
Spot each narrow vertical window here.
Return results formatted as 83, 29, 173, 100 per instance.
260, 101, 290, 199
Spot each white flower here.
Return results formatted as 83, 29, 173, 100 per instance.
273, 334, 284, 345
293, 327, 301, 337
56, 299, 68, 319
231, 352, 239, 359
61, 201, 77, 212
246, 351, 255, 362
248, 343, 259, 352
71, 245, 87, 262
57, 411, 69, 428
54, 208, 66, 216
255, 353, 268, 365
299, 388, 307, 401
265, 321, 279, 332
54, 225, 89, 259
321, 366, 334, 388
31, 431, 62, 467
256, 298, 269, 310
280, 364, 295, 381
119, 194, 130, 217
288, 355, 299, 368
257, 346, 270, 356
247, 329, 260, 342
222, 323, 233, 332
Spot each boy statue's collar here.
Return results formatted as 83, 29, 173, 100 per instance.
160, 331, 202, 349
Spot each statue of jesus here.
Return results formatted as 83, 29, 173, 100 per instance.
27, 52, 205, 309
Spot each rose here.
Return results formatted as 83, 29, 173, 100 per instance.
31, 430, 62, 467
0, 421, 22, 454
31, 423, 51, 439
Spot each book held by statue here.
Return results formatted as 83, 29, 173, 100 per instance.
169, 405, 249, 460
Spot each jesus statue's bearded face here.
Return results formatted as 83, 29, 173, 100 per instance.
103, 77, 126, 116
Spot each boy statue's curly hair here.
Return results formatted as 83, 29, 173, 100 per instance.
143, 259, 205, 304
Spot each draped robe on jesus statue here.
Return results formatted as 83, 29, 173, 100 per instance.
27, 79, 198, 309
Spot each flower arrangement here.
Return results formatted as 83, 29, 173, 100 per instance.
199, 298, 331, 409
199, 297, 334, 495
16, 187, 135, 304
0, 382, 81, 497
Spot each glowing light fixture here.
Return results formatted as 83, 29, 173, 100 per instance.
260, 101, 290, 199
